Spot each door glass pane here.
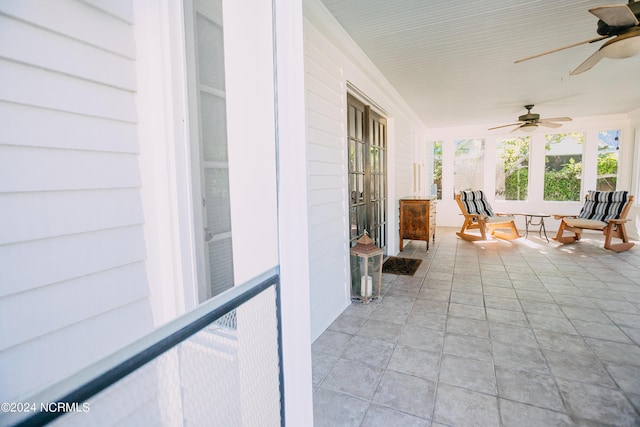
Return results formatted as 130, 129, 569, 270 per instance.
373, 122, 379, 145
201, 93, 227, 162
204, 168, 231, 235
597, 130, 619, 191
544, 132, 584, 201
454, 139, 484, 196
357, 205, 366, 234
350, 207, 357, 239
196, 13, 225, 91
191, 0, 234, 301
208, 237, 234, 297
370, 146, 378, 174
496, 136, 530, 200
356, 110, 363, 140
433, 141, 442, 199
349, 174, 357, 203
356, 141, 364, 172
349, 106, 356, 138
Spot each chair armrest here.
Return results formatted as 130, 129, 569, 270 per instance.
553, 214, 577, 220
605, 218, 631, 224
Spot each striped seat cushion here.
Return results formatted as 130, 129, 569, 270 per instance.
460, 190, 495, 217
578, 191, 628, 221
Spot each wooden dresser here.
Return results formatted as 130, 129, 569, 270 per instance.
399, 197, 436, 251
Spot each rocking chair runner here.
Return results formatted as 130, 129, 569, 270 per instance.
455, 190, 520, 241
553, 190, 635, 252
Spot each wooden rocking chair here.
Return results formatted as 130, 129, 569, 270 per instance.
553, 191, 635, 253
455, 190, 520, 241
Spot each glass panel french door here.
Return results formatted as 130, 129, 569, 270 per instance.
188, 0, 234, 302
347, 94, 387, 252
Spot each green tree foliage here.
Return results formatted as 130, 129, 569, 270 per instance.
497, 137, 529, 200
504, 169, 529, 200
597, 152, 617, 190
544, 157, 582, 201
544, 133, 584, 201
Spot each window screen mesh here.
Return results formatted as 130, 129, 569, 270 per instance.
50, 286, 281, 427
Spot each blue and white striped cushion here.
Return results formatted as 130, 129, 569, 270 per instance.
460, 190, 495, 217
578, 190, 628, 221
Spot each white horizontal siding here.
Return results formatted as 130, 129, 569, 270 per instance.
304, 23, 350, 341
394, 119, 415, 197
307, 174, 343, 190
0, 102, 138, 153
82, 0, 134, 24
309, 188, 344, 206
308, 159, 344, 176
306, 111, 343, 140
0, 15, 136, 91
309, 231, 345, 260
0, 0, 153, 402
0, 146, 141, 192
0, 263, 148, 351
0, 188, 144, 244
1, 226, 146, 297
0, 299, 153, 401
307, 141, 343, 164
307, 126, 343, 149
305, 93, 344, 128
309, 218, 344, 244
304, 57, 343, 91
0, 0, 136, 58
0, 60, 137, 122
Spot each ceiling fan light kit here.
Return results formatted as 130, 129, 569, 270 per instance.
514, 1, 640, 74
601, 29, 640, 58
488, 105, 572, 133
519, 123, 538, 132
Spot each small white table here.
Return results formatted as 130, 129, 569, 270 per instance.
518, 213, 550, 242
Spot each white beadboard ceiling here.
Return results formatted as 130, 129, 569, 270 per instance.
321, 0, 640, 128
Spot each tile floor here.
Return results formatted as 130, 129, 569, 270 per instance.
312, 227, 640, 426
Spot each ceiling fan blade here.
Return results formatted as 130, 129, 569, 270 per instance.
514, 35, 609, 63
570, 49, 605, 75
509, 125, 525, 133
537, 122, 563, 129
488, 122, 523, 130
539, 117, 572, 123
589, 5, 639, 27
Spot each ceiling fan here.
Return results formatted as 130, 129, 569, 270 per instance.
488, 105, 572, 132
515, 1, 640, 75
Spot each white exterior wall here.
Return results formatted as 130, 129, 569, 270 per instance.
303, 0, 427, 341
0, 1, 154, 400
0, 0, 313, 422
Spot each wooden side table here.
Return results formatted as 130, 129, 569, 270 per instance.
399, 198, 436, 251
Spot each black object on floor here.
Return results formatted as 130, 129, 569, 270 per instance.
382, 257, 422, 276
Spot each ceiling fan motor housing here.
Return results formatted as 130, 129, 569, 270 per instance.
518, 105, 539, 122
518, 112, 540, 122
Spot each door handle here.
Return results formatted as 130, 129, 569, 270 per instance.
204, 228, 214, 242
